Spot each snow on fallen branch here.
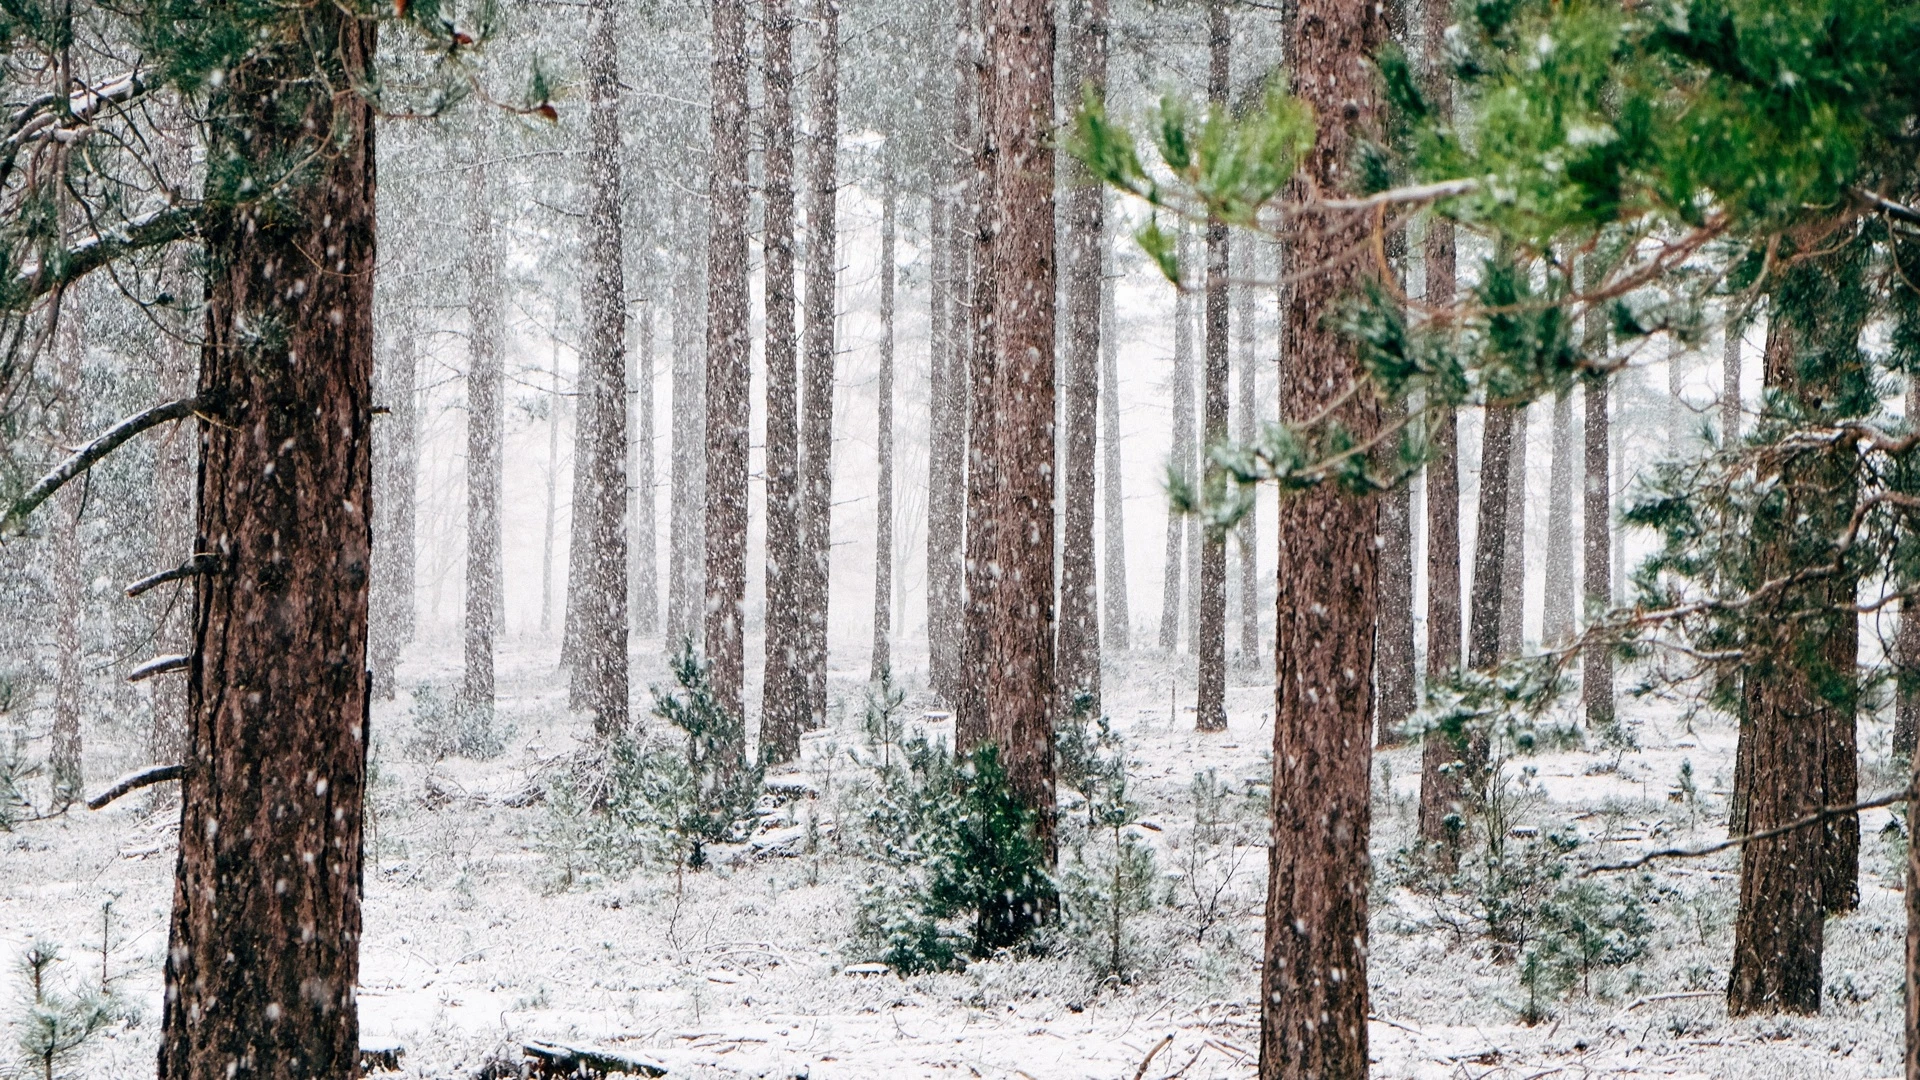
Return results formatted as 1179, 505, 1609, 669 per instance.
87, 764, 186, 811
1584, 785, 1913, 875
1, 397, 200, 537
127, 654, 190, 682
523, 1040, 669, 1078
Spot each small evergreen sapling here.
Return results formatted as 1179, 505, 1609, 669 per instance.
12, 939, 114, 1080
1059, 749, 1160, 980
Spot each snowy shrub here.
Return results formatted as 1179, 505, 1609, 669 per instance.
1059, 827, 1160, 980
850, 740, 1055, 973
0, 726, 36, 831
542, 646, 763, 881
1516, 877, 1652, 1020
11, 938, 118, 1080
1054, 691, 1125, 826
858, 668, 908, 770
405, 685, 507, 762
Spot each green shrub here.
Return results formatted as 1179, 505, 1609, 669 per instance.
405, 685, 507, 761
851, 740, 1055, 973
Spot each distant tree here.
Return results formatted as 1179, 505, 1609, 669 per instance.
871, 176, 898, 683
797, 0, 843, 731
1193, 0, 1231, 733
462, 151, 503, 726
762, 0, 806, 761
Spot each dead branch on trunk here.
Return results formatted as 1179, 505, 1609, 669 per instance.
2, 396, 202, 537
127, 552, 222, 596
87, 764, 186, 810
127, 654, 190, 682
1584, 786, 1912, 875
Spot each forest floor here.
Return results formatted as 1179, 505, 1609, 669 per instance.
1, 637, 1910, 1079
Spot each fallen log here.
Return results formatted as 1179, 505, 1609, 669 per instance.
524, 1040, 669, 1078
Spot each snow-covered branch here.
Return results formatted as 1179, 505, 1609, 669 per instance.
0, 396, 201, 538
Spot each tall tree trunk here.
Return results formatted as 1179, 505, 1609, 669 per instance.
1056, 0, 1107, 714
571, 0, 631, 733
871, 176, 896, 682
1542, 386, 1575, 645
1581, 258, 1615, 733
541, 343, 563, 636
1728, 242, 1869, 1013
462, 155, 502, 724
798, 0, 842, 730
1723, 314, 1743, 441
956, 0, 994, 751
371, 333, 416, 700
153, 244, 199, 746
1415, 0, 1464, 854
705, 0, 752, 722
929, 13, 974, 707
761, 0, 806, 760
158, 12, 376, 1073
1469, 407, 1515, 671
980, 0, 1057, 854
1259, 0, 1382, 1072
667, 254, 707, 648
1899, 371, 1920, 759
1160, 228, 1196, 653
1193, 0, 1231, 733
1100, 238, 1129, 651
50, 310, 84, 804
1235, 237, 1259, 663
1499, 406, 1527, 656
631, 298, 658, 636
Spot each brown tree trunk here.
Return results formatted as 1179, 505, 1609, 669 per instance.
1193, 0, 1230, 733
1469, 405, 1515, 674
1906, 732, 1920, 1078
871, 176, 896, 682
159, 11, 375, 1074
462, 154, 502, 724
1160, 228, 1195, 653
1371, 0, 1415, 750
1056, 0, 1107, 713
371, 332, 416, 703
797, 0, 841, 730
1722, 314, 1743, 441
956, 0, 994, 752
761, 0, 805, 761
1542, 386, 1575, 645
1499, 405, 1527, 656
1100, 239, 1129, 652
571, 0, 631, 733
1259, 0, 1382, 1071
705, 0, 752, 722
1581, 259, 1614, 732
1900, 380, 1920, 759
1415, 0, 1463, 849
980, 0, 1057, 854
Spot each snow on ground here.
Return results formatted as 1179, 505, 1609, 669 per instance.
1, 634, 1909, 1079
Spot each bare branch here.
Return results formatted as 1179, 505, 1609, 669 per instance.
9, 204, 203, 307
1, 396, 200, 537
127, 654, 190, 682
86, 764, 186, 811
127, 552, 222, 597
1584, 786, 1912, 875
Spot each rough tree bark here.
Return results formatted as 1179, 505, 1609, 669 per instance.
462, 154, 502, 723
797, 0, 841, 730
1160, 227, 1196, 653
1723, 314, 1743, 441
871, 176, 896, 682
158, 9, 375, 1074
1900, 371, 1920, 759
570, 0, 631, 734
1498, 405, 1527, 657
956, 0, 995, 751
980, 0, 1057, 855
1543, 386, 1575, 645
1414, 0, 1465, 851
371, 332, 416, 702
1193, 0, 1230, 733
1100, 237, 1129, 651
1259, 0, 1382, 1072
704, 0, 752, 722
1581, 259, 1615, 733
761, 0, 806, 761
1056, 0, 1107, 714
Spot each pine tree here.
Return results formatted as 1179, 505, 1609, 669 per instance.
1499, 405, 1529, 656
761, 0, 806, 761
1100, 240, 1130, 652
797, 0, 842, 731
1581, 259, 1614, 734
956, 0, 995, 751
631, 293, 659, 638
49, 312, 83, 803
1160, 227, 1196, 653
667, 243, 708, 649
928, 4, 974, 706
1259, 0, 1383, 1070
1193, 0, 1231, 733
1542, 386, 1576, 644
1234, 235, 1259, 662
371, 331, 417, 703
462, 152, 503, 726
871, 175, 897, 682
704, 0, 753, 722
